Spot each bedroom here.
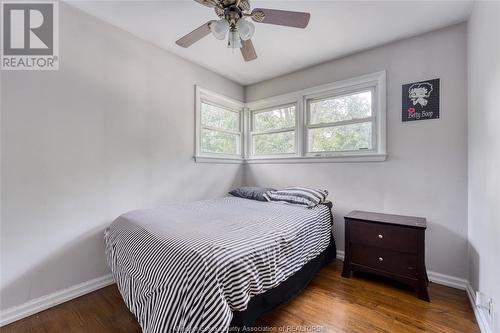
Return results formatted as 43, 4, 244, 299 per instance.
0, 0, 499, 332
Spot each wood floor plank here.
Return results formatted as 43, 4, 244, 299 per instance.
2, 260, 479, 333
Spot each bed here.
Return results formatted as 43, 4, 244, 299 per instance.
104, 197, 335, 333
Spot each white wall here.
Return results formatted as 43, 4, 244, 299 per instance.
467, 1, 500, 332
245, 24, 468, 279
0, 3, 244, 311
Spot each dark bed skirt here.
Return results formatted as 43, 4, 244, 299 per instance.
229, 235, 337, 330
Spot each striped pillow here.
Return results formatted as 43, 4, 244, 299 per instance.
263, 187, 329, 207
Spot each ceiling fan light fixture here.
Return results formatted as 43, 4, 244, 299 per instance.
227, 30, 242, 49
236, 19, 255, 41
210, 19, 229, 40
177, 0, 312, 62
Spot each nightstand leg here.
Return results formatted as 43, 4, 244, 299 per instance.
417, 279, 430, 302
341, 263, 351, 278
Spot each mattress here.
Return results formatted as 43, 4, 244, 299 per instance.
104, 197, 332, 333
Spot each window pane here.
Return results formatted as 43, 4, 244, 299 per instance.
201, 129, 239, 154
201, 103, 239, 131
309, 91, 372, 125
253, 131, 295, 155
309, 122, 372, 152
253, 105, 296, 132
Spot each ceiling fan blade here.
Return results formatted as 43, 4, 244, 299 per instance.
175, 21, 213, 48
194, 0, 216, 8
251, 8, 311, 28
240, 39, 257, 62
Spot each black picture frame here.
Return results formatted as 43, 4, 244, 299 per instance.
402, 78, 440, 122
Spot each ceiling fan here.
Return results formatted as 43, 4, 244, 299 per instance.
175, 0, 311, 62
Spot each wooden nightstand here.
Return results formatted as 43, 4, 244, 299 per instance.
341, 210, 430, 301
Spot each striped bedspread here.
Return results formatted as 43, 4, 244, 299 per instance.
104, 197, 332, 333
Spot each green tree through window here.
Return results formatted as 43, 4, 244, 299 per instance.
308, 91, 373, 153
252, 105, 296, 155
200, 103, 240, 155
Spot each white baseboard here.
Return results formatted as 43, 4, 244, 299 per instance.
336, 250, 345, 260
427, 271, 468, 290
466, 284, 494, 333
335, 250, 468, 290
0, 274, 115, 327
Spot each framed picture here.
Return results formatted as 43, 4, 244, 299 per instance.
402, 78, 440, 122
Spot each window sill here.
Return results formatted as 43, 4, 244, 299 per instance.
245, 153, 387, 164
194, 154, 387, 164
194, 156, 244, 164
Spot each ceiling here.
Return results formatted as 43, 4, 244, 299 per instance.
67, 0, 474, 85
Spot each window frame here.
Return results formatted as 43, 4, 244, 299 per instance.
249, 102, 299, 158
195, 86, 245, 163
304, 86, 377, 157
245, 71, 386, 163
195, 71, 386, 164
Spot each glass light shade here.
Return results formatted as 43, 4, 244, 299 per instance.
227, 30, 242, 49
210, 19, 229, 40
236, 19, 255, 41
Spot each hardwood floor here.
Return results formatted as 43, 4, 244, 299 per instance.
2, 260, 479, 333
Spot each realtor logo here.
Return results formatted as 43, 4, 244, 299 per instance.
1, 1, 59, 70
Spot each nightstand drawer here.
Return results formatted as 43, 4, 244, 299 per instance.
351, 244, 418, 278
348, 219, 419, 254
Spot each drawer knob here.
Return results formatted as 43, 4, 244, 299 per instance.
378, 257, 384, 262
378, 234, 383, 239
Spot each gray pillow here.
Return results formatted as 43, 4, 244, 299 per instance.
229, 186, 276, 202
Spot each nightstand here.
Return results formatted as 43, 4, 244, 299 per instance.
341, 210, 430, 301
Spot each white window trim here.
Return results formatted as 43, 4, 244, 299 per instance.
194, 86, 245, 163
194, 71, 387, 164
304, 86, 377, 157
249, 102, 299, 159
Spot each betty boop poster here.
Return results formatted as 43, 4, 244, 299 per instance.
402, 78, 440, 122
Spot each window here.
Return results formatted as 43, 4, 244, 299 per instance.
306, 90, 374, 155
200, 103, 240, 155
251, 104, 297, 156
195, 71, 386, 163
195, 87, 244, 161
